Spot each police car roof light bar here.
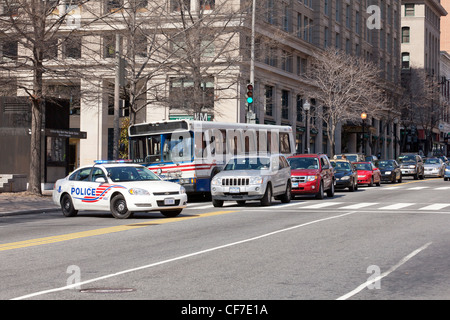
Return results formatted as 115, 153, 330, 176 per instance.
94, 160, 134, 164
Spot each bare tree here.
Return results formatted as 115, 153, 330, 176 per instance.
298, 48, 390, 156
400, 68, 442, 156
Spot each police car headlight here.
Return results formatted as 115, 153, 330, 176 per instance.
128, 188, 150, 195
180, 186, 186, 194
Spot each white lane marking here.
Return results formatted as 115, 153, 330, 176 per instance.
378, 203, 415, 210
300, 202, 344, 209
434, 187, 450, 190
337, 242, 432, 300
339, 203, 379, 210
407, 187, 429, 190
419, 203, 450, 211
11, 211, 358, 300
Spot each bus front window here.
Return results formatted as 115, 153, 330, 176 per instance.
163, 132, 193, 163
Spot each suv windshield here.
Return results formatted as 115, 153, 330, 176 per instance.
378, 160, 395, 168
288, 157, 319, 170
107, 166, 161, 182
224, 157, 270, 171
331, 161, 351, 171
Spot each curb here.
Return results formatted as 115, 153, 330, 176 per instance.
0, 207, 60, 217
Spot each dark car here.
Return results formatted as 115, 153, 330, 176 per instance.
377, 159, 402, 183
397, 153, 425, 180
288, 153, 335, 199
330, 159, 358, 192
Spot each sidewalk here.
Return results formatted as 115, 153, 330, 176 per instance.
0, 190, 59, 216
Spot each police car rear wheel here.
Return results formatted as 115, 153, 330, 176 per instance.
111, 194, 133, 219
61, 194, 78, 217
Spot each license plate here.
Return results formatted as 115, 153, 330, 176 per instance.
292, 182, 298, 188
164, 198, 175, 205
229, 187, 240, 193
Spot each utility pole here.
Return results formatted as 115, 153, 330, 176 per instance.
113, 33, 121, 160
247, 0, 256, 123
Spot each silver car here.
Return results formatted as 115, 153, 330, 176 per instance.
210, 154, 291, 207
424, 157, 445, 177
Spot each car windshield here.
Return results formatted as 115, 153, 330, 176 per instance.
224, 157, 270, 171
425, 158, 440, 164
331, 162, 351, 171
398, 155, 416, 163
355, 163, 372, 171
106, 166, 161, 182
378, 160, 395, 168
345, 155, 358, 162
288, 157, 319, 169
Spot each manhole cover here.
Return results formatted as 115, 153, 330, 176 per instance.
80, 288, 136, 294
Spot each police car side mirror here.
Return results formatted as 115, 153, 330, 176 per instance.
95, 177, 106, 183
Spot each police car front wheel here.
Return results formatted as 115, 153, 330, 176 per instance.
111, 194, 133, 219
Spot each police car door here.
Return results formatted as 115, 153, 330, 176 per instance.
69, 166, 94, 210
83, 167, 110, 210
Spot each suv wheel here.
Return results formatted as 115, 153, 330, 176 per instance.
326, 181, 334, 197
280, 182, 291, 203
315, 182, 324, 199
212, 198, 224, 207
261, 184, 272, 206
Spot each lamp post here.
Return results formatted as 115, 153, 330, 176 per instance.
304, 100, 311, 153
361, 112, 367, 155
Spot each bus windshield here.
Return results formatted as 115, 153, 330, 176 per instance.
130, 132, 193, 164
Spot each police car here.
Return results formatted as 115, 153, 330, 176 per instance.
53, 160, 187, 219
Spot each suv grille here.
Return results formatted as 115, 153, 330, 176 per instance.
291, 176, 306, 183
222, 178, 250, 186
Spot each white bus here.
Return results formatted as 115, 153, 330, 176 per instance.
128, 120, 295, 195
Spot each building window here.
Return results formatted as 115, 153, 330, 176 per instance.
200, 0, 215, 10
405, 4, 414, 17
281, 50, 293, 73
266, 0, 275, 25
105, 0, 123, 13
402, 27, 410, 43
63, 36, 81, 59
172, 0, 190, 11
281, 90, 289, 120
1, 40, 18, 61
324, 27, 329, 48
402, 52, 410, 69
296, 95, 303, 122
103, 35, 115, 58
264, 85, 274, 117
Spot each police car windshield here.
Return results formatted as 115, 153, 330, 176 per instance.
107, 166, 160, 182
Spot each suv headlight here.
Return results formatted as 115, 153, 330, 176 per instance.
409, 165, 416, 169
128, 188, 150, 195
384, 171, 391, 175
211, 177, 222, 186
249, 176, 263, 184
306, 175, 317, 181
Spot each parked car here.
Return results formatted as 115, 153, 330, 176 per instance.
397, 153, 425, 180
334, 153, 365, 163
210, 154, 291, 207
377, 159, 402, 183
354, 162, 381, 187
288, 153, 335, 199
423, 157, 445, 177
330, 159, 358, 192
444, 165, 450, 181
53, 161, 187, 219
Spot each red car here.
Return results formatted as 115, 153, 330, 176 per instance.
287, 154, 335, 199
354, 162, 381, 186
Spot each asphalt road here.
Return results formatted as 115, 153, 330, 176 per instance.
2, 176, 450, 303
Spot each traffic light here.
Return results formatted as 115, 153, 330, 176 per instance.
246, 83, 253, 104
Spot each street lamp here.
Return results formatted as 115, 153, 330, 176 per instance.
304, 100, 311, 153
361, 112, 367, 155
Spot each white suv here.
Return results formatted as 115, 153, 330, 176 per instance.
210, 154, 291, 207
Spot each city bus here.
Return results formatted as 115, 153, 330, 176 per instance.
128, 120, 295, 194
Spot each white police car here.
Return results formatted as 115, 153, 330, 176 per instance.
53, 160, 187, 219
